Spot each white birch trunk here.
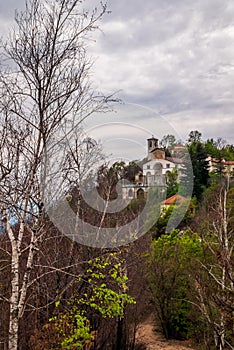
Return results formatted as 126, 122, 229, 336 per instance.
7, 199, 36, 350
7, 222, 20, 350
18, 230, 35, 318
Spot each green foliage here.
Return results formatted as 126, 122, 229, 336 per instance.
50, 253, 135, 349
164, 197, 197, 233
151, 229, 202, 262
149, 230, 202, 339
179, 153, 194, 198
204, 137, 234, 160
145, 197, 196, 239
187, 133, 234, 199
224, 144, 234, 160
78, 253, 135, 318
166, 168, 179, 198
50, 312, 92, 349
204, 138, 220, 158
186, 133, 210, 200
145, 205, 170, 238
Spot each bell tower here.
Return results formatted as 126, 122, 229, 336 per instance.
147, 137, 158, 160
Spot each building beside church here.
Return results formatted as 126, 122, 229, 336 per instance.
206, 156, 234, 178
161, 193, 186, 211
122, 137, 182, 200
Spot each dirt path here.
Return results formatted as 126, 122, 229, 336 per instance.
135, 314, 195, 350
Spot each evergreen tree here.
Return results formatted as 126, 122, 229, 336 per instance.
187, 132, 210, 200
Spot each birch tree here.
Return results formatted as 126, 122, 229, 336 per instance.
195, 180, 234, 350
0, 0, 110, 348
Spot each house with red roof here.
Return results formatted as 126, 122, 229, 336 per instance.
161, 194, 186, 211
207, 156, 234, 177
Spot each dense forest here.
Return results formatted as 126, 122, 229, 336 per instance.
0, 1, 233, 349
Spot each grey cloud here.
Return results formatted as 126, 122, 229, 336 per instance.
1, 0, 234, 144
167, 110, 234, 144
98, 6, 193, 52
0, 0, 24, 17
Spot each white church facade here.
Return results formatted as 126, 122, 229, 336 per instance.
122, 137, 182, 200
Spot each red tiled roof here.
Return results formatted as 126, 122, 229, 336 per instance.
224, 160, 234, 165
162, 194, 185, 205
211, 158, 220, 163
173, 143, 185, 148
211, 158, 234, 165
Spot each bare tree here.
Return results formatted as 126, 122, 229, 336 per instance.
194, 181, 234, 350
0, 0, 111, 348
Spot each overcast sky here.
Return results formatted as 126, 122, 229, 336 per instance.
1, 0, 234, 153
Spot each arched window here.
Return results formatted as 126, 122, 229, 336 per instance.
153, 163, 163, 177
146, 171, 151, 185
137, 188, 144, 199
128, 189, 134, 198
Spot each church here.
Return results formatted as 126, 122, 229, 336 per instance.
122, 137, 182, 200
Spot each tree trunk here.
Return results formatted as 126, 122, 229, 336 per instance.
8, 247, 19, 350
8, 312, 19, 350
116, 316, 123, 350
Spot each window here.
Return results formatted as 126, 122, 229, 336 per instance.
137, 188, 144, 199
166, 163, 170, 168
147, 165, 150, 169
